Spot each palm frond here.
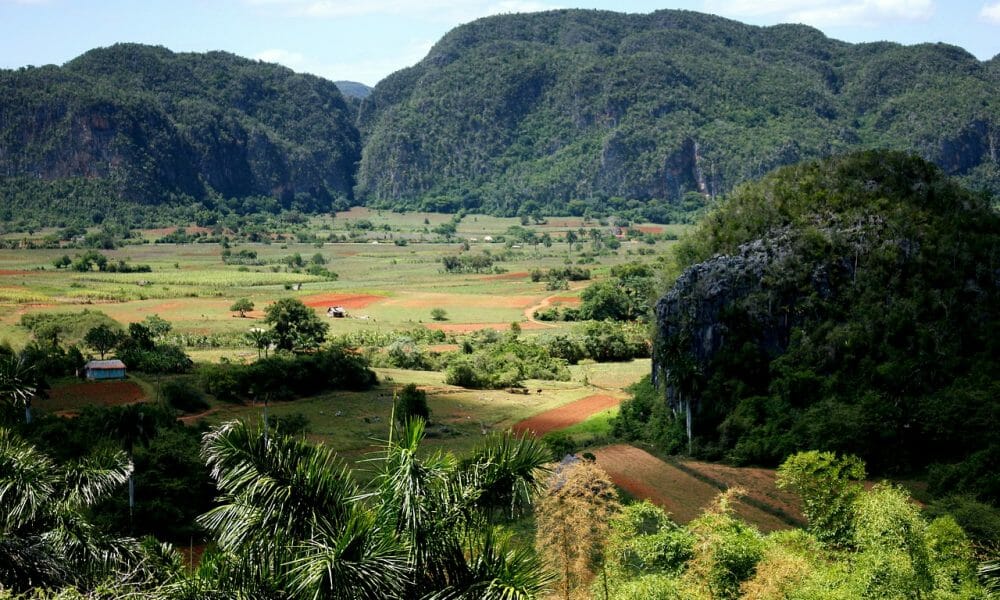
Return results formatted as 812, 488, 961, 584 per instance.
0, 427, 58, 531
62, 446, 132, 507
200, 420, 357, 548
0, 355, 36, 409
287, 511, 410, 600
458, 431, 552, 518
425, 529, 553, 600
0, 534, 75, 593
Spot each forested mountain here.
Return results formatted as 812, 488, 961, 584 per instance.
358, 9, 1000, 218
646, 151, 1000, 500
334, 80, 373, 99
2, 11, 999, 225
0, 44, 360, 221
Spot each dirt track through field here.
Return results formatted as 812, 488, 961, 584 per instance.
591, 445, 792, 531
512, 394, 621, 436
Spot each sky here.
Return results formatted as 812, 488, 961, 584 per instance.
1, 0, 998, 86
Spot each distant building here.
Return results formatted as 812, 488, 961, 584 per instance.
83, 359, 126, 380
327, 306, 346, 318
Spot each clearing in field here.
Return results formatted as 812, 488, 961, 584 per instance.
512, 393, 622, 436
591, 444, 794, 532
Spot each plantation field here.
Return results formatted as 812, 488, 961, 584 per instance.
0, 210, 682, 350
591, 444, 796, 532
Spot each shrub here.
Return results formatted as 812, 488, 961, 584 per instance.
160, 380, 208, 413
199, 344, 377, 401
542, 431, 575, 459
394, 384, 430, 426
431, 308, 448, 321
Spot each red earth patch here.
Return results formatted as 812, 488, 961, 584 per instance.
512, 394, 621, 437
42, 381, 147, 414
298, 293, 386, 309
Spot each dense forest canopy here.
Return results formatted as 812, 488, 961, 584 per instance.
646, 151, 1000, 501
357, 9, 1000, 218
2, 9, 1000, 226
0, 44, 360, 223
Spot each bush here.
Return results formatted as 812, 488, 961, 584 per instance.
199, 344, 377, 402
384, 337, 433, 370
160, 380, 208, 413
270, 413, 311, 436
444, 337, 570, 389
542, 431, 576, 460
394, 384, 430, 425
431, 308, 448, 321
583, 321, 650, 362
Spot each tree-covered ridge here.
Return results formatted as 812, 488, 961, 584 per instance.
649, 151, 1000, 499
0, 44, 360, 218
358, 9, 1000, 218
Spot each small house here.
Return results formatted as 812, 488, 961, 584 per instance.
83, 359, 126, 381
327, 306, 346, 318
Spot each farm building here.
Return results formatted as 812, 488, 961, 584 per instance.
83, 360, 127, 380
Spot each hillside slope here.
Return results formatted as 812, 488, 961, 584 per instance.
0, 44, 359, 221
650, 151, 999, 499
358, 9, 1000, 218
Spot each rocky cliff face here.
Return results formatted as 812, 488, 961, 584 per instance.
653, 226, 860, 411
0, 44, 360, 208
649, 151, 1000, 470
358, 10, 1000, 216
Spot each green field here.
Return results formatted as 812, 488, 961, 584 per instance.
4, 211, 677, 464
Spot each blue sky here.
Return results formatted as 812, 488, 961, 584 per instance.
1, 0, 998, 86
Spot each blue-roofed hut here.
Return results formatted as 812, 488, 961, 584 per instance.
83, 359, 126, 380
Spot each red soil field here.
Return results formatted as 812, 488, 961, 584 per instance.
0, 270, 36, 276
299, 293, 386, 309
512, 394, 621, 436
42, 381, 148, 415
632, 225, 664, 234
591, 445, 793, 531
548, 296, 581, 305
679, 460, 804, 524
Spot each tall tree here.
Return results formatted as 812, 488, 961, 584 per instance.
84, 324, 122, 360
263, 298, 329, 352
105, 404, 156, 528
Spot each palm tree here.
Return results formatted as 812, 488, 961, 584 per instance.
374, 418, 553, 598
198, 420, 407, 598
0, 427, 140, 593
0, 355, 37, 424
193, 419, 553, 599
105, 404, 155, 527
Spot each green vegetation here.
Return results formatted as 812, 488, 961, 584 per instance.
263, 298, 329, 352
642, 152, 999, 501
199, 344, 377, 402
359, 10, 1000, 219
0, 43, 359, 228
445, 335, 571, 389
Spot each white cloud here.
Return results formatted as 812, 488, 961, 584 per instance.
704, 0, 934, 27
981, 1, 1000, 23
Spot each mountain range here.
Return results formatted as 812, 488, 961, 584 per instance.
1, 9, 998, 224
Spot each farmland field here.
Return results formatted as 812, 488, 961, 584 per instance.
2, 210, 811, 530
